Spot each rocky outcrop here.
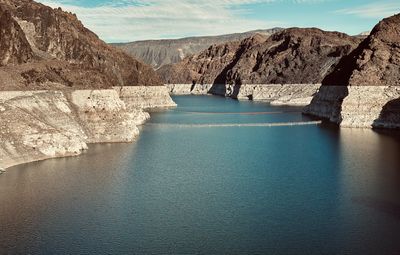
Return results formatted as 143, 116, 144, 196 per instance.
112, 28, 283, 69
0, 0, 162, 90
234, 84, 321, 106
69, 90, 145, 143
0, 88, 177, 172
306, 14, 400, 129
0, 91, 88, 170
305, 86, 400, 128
158, 28, 361, 86
166, 84, 215, 95
322, 14, 400, 86
114, 86, 177, 109
0, 6, 33, 66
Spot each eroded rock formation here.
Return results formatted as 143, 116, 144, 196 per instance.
0, 0, 162, 90
113, 28, 283, 69
157, 28, 361, 86
0, 0, 176, 172
0, 87, 176, 171
306, 14, 400, 128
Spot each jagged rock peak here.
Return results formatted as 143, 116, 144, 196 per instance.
322, 13, 400, 86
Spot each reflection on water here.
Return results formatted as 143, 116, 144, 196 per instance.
1, 96, 400, 254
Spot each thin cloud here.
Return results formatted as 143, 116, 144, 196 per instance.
336, 1, 400, 18
38, 0, 284, 42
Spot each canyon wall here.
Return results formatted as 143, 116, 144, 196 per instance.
114, 86, 177, 109
306, 14, 400, 129
112, 28, 283, 69
0, 87, 176, 171
304, 86, 400, 128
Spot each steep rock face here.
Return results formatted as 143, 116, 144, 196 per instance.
226, 28, 360, 85
69, 90, 143, 143
0, 87, 176, 171
304, 86, 400, 128
0, 6, 32, 65
158, 28, 360, 86
0, 91, 88, 169
166, 83, 321, 106
306, 14, 400, 129
114, 86, 177, 109
157, 39, 242, 84
323, 14, 400, 86
0, 0, 162, 90
113, 28, 283, 69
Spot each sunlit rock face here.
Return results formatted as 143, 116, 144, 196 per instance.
113, 28, 283, 69
157, 28, 360, 86
0, 0, 162, 90
0, 88, 177, 171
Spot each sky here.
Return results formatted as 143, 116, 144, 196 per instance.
37, 0, 400, 43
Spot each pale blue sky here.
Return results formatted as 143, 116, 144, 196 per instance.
38, 0, 400, 43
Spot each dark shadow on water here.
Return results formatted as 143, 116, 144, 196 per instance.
353, 197, 400, 221
373, 98, 400, 130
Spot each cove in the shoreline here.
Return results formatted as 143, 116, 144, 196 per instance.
1, 95, 400, 254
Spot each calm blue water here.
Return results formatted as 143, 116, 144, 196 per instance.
1, 95, 400, 254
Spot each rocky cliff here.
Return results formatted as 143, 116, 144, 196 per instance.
0, 0, 162, 90
112, 28, 283, 69
0, 0, 176, 173
0, 86, 176, 171
158, 28, 361, 86
306, 14, 400, 128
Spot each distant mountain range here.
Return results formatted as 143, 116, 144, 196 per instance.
111, 28, 283, 69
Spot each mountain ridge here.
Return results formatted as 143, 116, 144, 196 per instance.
157, 27, 361, 85
112, 28, 284, 69
0, 0, 162, 90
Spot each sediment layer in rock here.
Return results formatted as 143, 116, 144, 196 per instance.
167, 83, 321, 106
0, 87, 176, 171
114, 86, 177, 109
306, 14, 400, 129
304, 86, 400, 128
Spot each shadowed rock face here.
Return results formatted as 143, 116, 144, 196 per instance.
0, 6, 32, 65
157, 28, 361, 85
323, 13, 400, 86
0, 0, 162, 90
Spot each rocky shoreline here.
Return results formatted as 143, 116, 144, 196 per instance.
166, 83, 321, 106
0, 86, 176, 173
304, 86, 400, 128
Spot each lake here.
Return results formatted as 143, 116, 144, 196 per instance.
1, 95, 400, 254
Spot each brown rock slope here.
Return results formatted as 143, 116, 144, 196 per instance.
322, 13, 400, 86
158, 28, 361, 85
112, 28, 283, 69
0, 0, 161, 90
305, 14, 400, 129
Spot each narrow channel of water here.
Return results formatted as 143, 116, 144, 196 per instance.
1, 95, 400, 254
